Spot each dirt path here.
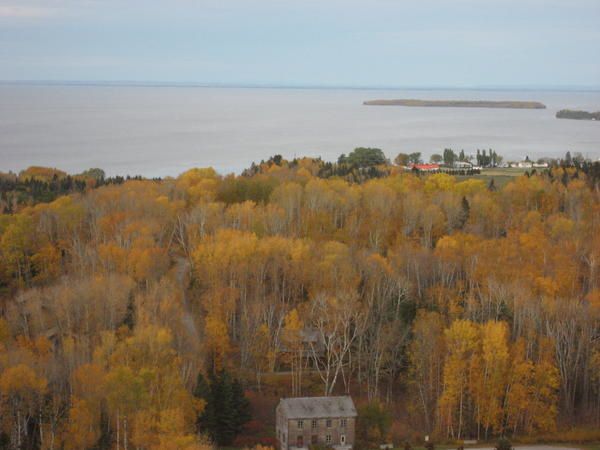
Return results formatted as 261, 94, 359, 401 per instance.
174, 257, 199, 341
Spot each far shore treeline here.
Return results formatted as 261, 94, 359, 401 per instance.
0, 148, 599, 449
556, 109, 600, 121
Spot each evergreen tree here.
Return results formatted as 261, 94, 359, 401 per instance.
0, 432, 9, 450
565, 151, 572, 165
121, 293, 136, 330
195, 372, 215, 436
443, 148, 456, 166
459, 196, 470, 228
194, 370, 251, 445
213, 370, 237, 445
232, 378, 252, 435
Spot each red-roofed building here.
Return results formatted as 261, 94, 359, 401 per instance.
408, 163, 440, 171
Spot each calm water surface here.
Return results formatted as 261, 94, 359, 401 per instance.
1, 85, 599, 177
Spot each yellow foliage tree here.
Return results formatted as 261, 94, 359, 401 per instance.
0, 364, 47, 449
438, 320, 479, 440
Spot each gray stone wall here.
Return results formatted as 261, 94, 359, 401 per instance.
286, 417, 355, 448
276, 404, 289, 450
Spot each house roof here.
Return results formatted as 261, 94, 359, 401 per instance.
300, 328, 319, 343
277, 328, 324, 353
278, 396, 357, 419
411, 164, 439, 170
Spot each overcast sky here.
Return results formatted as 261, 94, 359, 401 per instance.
1, 0, 599, 87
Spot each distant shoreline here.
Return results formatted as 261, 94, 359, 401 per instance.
1, 81, 600, 93
363, 99, 547, 109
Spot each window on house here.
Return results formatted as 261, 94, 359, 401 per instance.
341, 434, 346, 445
326, 419, 332, 428
311, 419, 317, 429
326, 434, 332, 444
298, 420, 303, 429
311, 435, 318, 445
283, 433, 286, 443
341, 418, 347, 428
297, 435, 304, 447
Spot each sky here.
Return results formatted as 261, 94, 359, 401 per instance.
0, 0, 599, 88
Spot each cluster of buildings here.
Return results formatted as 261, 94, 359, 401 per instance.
403, 160, 480, 172
403, 159, 549, 172
505, 160, 549, 168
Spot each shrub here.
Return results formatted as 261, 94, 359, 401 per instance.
495, 438, 512, 450
233, 436, 278, 448
251, 445, 275, 450
356, 402, 392, 449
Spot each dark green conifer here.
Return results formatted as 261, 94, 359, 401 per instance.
194, 370, 251, 445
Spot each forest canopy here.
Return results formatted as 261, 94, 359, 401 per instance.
0, 155, 599, 449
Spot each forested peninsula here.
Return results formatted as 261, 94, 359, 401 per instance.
363, 99, 547, 109
556, 109, 600, 120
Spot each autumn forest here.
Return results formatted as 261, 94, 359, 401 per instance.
0, 155, 599, 450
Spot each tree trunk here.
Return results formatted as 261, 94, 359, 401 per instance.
116, 410, 120, 450
124, 416, 128, 450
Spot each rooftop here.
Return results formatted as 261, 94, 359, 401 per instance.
278, 396, 357, 419
409, 163, 440, 170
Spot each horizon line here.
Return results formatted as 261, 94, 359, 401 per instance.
2, 79, 600, 92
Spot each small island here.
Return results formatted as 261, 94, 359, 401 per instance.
363, 99, 547, 109
556, 109, 600, 121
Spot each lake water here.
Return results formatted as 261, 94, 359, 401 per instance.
1, 84, 599, 177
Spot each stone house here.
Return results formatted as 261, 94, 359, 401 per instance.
276, 396, 357, 450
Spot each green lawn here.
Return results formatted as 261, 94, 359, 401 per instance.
392, 441, 600, 450
456, 167, 529, 189
480, 168, 529, 176
577, 445, 600, 450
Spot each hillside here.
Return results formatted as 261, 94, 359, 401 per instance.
0, 156, 599, 449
